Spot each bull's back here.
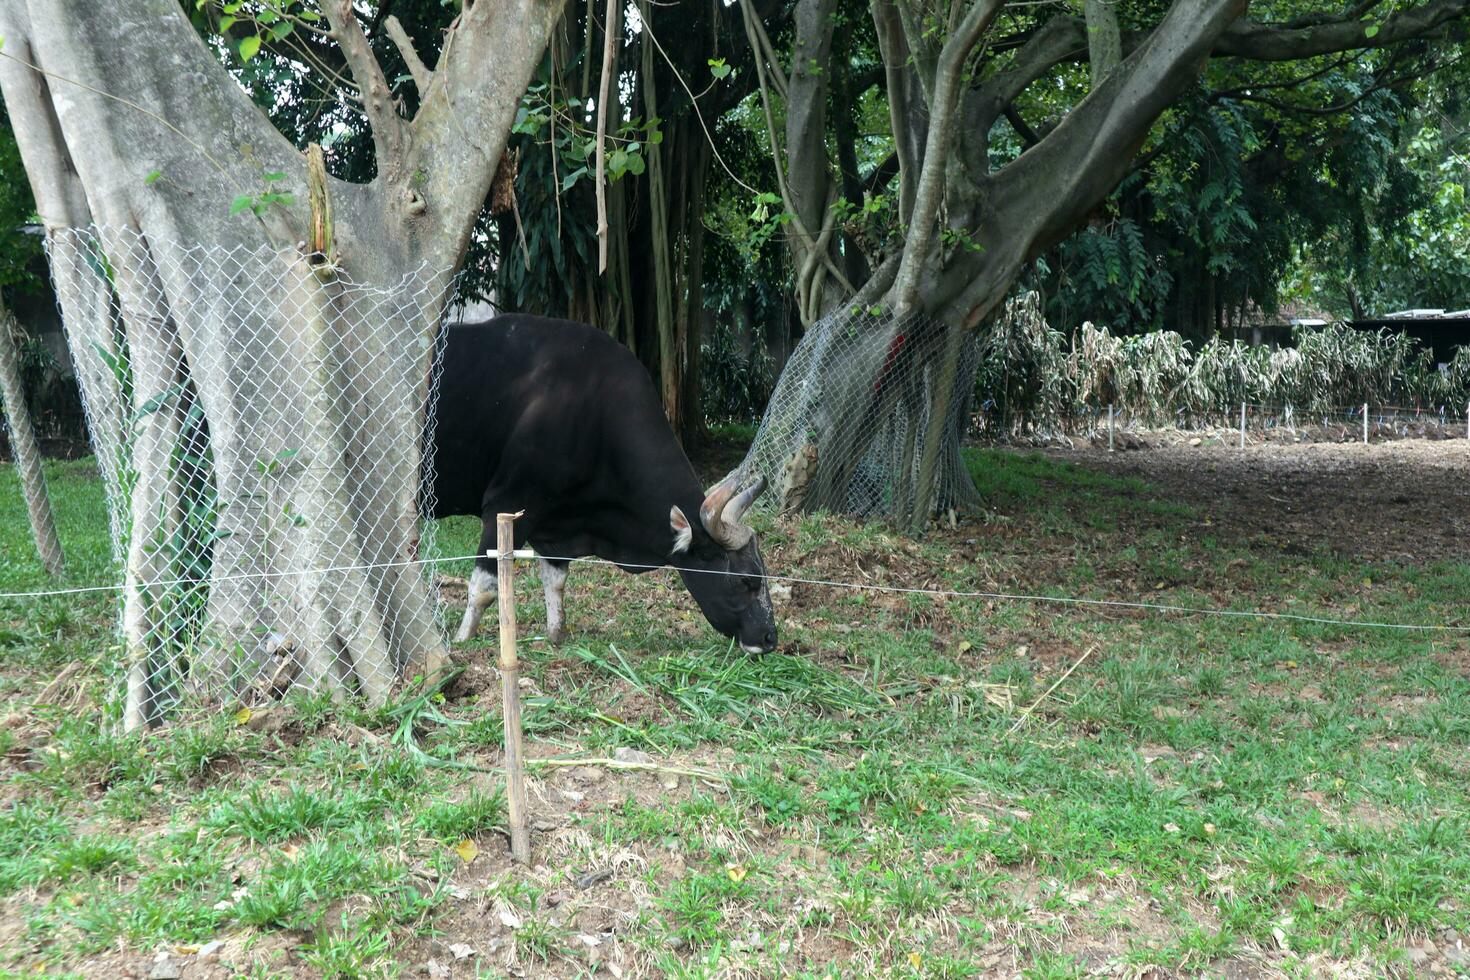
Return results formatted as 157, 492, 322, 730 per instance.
427, 314, 655, 519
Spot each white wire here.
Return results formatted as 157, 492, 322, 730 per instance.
3, 549, 1466, 635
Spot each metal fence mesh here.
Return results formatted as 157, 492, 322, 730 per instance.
736, 305, 982, 520
47, 226, 452, 725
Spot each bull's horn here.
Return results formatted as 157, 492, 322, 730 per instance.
721, 475, 767, 527
699, 473, 740, 549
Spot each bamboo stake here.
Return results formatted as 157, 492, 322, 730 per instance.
1362, 403, 1369, 444
1107, 403, 1114, 452
1239, 401, 1246, 449
496, 512, 531, 865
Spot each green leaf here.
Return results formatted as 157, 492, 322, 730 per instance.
218, 15, 237, 30
262, 171, 285, 182
239, 34, 261, 61
229, 194, 255, 216
134, 384, 185, 420
270, 21, 293, 40
708, 58, 731, 80
144, 170, 162, 185
561, 167, 588, 192
1363, 23, 1379, 38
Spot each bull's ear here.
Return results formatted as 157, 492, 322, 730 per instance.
669, 506, 693, 554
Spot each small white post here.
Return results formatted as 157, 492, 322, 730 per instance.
1108, 403, 1115, 452
1465, 402, 1468, 441
1239, 402, 1246, 449
1363, 403, 1369, 444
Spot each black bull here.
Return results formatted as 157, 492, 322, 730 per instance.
428, 314, 777, 653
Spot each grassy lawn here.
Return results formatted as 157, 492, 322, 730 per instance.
1, 450, 1467, 978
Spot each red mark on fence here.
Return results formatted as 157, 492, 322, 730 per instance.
874, 333, 906, 392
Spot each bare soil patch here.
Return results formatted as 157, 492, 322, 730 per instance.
1044, 440, 1469, 564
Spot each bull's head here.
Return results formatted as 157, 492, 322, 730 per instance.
669, 474, 777, 653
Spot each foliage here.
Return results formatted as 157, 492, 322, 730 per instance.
0, 111, 42, 293
1286, 119, 1470, 316
1025, 54, 1459, 335
494, 58, 601, 316
977, 297, 1470, 436
1044, 217, 1175, 334
699, 319, 774, 424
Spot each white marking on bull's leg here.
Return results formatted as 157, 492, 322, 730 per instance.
455, 565, 497, 642
540, 559, 568, 645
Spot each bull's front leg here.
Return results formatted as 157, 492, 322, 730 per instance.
455, 563, 497, 642
540, 558, 569, 645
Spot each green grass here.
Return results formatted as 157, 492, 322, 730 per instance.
1, 452, 1467, 976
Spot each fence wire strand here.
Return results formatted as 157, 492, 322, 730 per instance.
5, 551, 1466, 635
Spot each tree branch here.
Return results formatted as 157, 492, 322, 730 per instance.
406, 0, 567, 272
1084, 0, 1121, 88
864, 150, 901, 195
0, 21, 94, 230
940, 0, 1249, 328
964, 0, 1469, 166
1208, 54, 1352, 98
871, 0, 925, 223
1213, 53, 1465, 116
1215, 0, 1470, 60
323, 0, 406, 174
1003, 104, 1040, 147
384, 15, 433, 96
594, 0, 621, 273
893, 0, 1007, 314
963, 14, 1086, 170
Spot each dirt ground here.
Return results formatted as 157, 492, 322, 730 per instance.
1047, 439, 1469, 564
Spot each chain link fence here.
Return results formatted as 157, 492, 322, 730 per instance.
47, 226, 452, 727
736, 305, 981, 522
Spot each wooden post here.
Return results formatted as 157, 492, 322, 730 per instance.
496, 512, 531, 865
1239, 402, 1246, 449
1362, 403, 1369, 444
1107, 403, 1114, 452
1465, 402, 1468, 441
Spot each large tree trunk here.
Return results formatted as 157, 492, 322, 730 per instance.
0, 0, 562, 727
0, 298, 64, 576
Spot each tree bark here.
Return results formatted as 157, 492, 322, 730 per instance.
0, 298, 64, 576
1085, 0, 1122, 89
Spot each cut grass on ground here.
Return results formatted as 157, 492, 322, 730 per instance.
0, 449, 1467, 978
